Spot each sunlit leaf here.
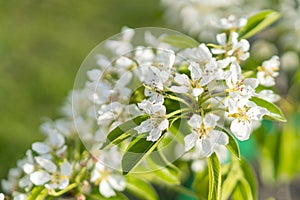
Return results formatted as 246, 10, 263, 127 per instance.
231, 179, 253, 200
208, 153, 221, 200
28, 187, 47, 200
239, 159, 257, 199
250, 96, 286, 122
238, 10, 280, 39
101, 115, 149, 149
122, 134, 163, 175
160, 35, 199, 48
126, 176, 158, 200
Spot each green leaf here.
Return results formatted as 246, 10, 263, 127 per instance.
250, 96, 286, 122
126, 176, 159, 200
101, 115, 149, 149
232, 179, 253, 200
239, 159, 257, 199
193, 168, 209, 200
208, 153, 221, 200
221, 165, 241, 200
238, 10, 280, 39
219, 127, 240, 159
160, 35, 199, 48
28, 187, 48, 200
122, 134, 163, 175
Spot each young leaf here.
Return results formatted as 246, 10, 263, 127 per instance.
122, 134, 163, 175
160, 35, 199, 48
221, 166, 241, 200
28, 187, 47, 200
208, 153, 221, 200
218, 127, 240, 159
240, 159, 257, 200
126, 176, 159, 200
101, 115, 149, 149
238, 10, 280, 39
231, 179, 253, 200
250, 96, 286, 122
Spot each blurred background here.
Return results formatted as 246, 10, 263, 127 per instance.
1, 1, 300, 198
0, 0, 167, 180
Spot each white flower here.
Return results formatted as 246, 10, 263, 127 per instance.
257, 56, 280, 86
134, 100, 169, 141
32, 132, 66, 156
228, 100, 269, 140
212, 32, 250, 61
256, 90, 280, 103
105, 27, 134, 56
184, 114, 228, 157
30, 158, 72, 190
180, 44, 212, 65
0, 193, 4, 200
218, 15, 247, 30
226, 61, 258, 106
170, 62, 204, 97
12, 192, 27, 200
90, 162, 126, 198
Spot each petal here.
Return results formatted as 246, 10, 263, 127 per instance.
49, 133, 65, 148
174, 73, 190, 86
200, 138, 214, 157
244, 78, 259, 89
170, 86, 189, 93
147, 128, 161, 141
188, 62, 202, 81
188, 114, 202, 129
134, 120, 153, 134
60, 161, 72, 176
30, 171, 51, 185
35, 157, 57, 173
108, 174, 126, 191
100, 180, 116, 198
210, 130, 229, 145
32, 142, 50, 154
247, 106, 268, 120
184, 133, 198, 151
192, 88, 204, 97
230, 119, 251, 141
203, 114, 219, 127
216, 33, 227, 46
158, 119, 169, 131
58, 178, 69, 190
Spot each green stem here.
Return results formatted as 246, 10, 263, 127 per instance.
164, 94, 193, 109
48, 183, 78, 197
166, 108, 190, 118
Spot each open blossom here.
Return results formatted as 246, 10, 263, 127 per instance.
228, 100, 269, 140
134, 100, 169, 141
90, 162, 126, 198
184, 114, 228, 157
180, 43, 212, 65
218, 15, 247, 30
226, 61, 258, 106
0, 193, 4, 200
256, 89, 280, 103
170, 62, 204, 97
30, 157, 72, 190
257, 56, 280, 86
212, 32, 250, 61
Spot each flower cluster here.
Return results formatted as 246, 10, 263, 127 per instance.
1, 18, 283, 198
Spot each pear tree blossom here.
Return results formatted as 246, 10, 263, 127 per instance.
257, 56, 280, 87
184, 114, 229, 157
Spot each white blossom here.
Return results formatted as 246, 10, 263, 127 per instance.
257, 56, 280, 87
228, 100, 269, 140
184, 114, 228, 157
90, 162, 126, 198
134, 100, 169, 141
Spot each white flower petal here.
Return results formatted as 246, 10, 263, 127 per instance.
35, 157, 57, 173
174, 73, 190, 86
184, 133, 198, 151
100, 180, 116, 198
0, 193, 4, 200
188, 114, 202, 129
192, 88, 204, 97
230, 119, 251, 141
134, 120, 153, 134
60, 161, 72, 176
30, 171, 51, 185
32, 142, 50, 154
247, 106, 268, 120
188, 62, 202, 81
108, 175, 126, 191
203, 114, 219, 127
147, 128, 161, 141
200, 138, 214, 157
170, 86, 189, 93
58, 178, 69, 190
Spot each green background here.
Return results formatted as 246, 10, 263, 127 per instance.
0, 0, 168, 179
